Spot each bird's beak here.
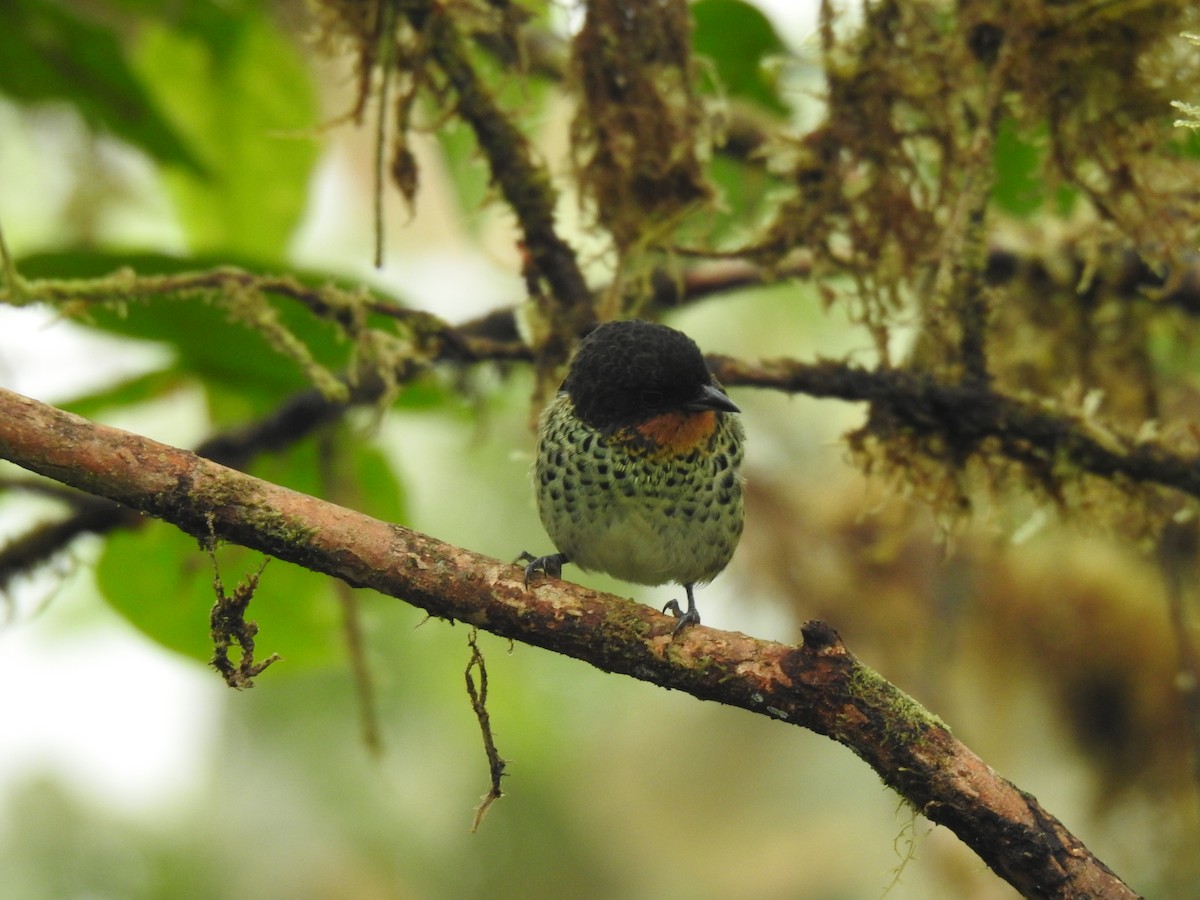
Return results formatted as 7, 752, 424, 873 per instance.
686, 383, 740, 414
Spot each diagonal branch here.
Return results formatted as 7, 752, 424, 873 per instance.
0, 386, 1138, 899
410, 1, 595, 357
712, 356, 1200, 501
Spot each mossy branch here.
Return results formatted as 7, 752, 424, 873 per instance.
0, 386, 1138, 898
410, 2, 594, 357
711, 356, 1200, 504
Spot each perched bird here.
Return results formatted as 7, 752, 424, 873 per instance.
520, 319, 745, 633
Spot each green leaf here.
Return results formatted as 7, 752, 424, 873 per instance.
992, 117, 1046, 217
692, 0, 789, 115
96, 300, 335, 406
60, 369, 187, 420
437, 119, 494, 228
697, 153, 782, 244
245, 421, 406, 520
1167, 125, 1200, 161
0, 0, 205, 173
131, 9, 319, 260
344, 443, 409, 525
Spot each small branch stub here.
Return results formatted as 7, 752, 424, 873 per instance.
208, 551, 281, 689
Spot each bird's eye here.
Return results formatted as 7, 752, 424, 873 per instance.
641, 389, 664, 407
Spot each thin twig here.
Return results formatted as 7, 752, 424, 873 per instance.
466, 628, 505, 832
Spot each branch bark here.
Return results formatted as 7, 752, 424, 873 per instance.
0, 386, 1138, 899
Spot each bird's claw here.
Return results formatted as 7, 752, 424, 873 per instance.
516, 551, 567, 587
662, 599, 701, 635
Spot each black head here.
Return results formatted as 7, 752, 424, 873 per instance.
563, 320, 738, 429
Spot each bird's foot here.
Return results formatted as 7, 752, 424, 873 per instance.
662, 598, 701, 635
516, 551, 568, 587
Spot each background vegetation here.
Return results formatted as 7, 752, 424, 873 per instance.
2, 0, 1200, 896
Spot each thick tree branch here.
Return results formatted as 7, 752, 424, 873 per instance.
0, 386, 1138, 899
0, 386, 349, 590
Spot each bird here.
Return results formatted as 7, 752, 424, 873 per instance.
519, 319, 745, 634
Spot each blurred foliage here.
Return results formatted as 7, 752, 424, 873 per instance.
3, 0, 1200, 897
692, 0, 789, 115
131, 8, 318, 260
0, 0, 206, 174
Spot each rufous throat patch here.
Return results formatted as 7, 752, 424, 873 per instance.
633, 410, 717, 454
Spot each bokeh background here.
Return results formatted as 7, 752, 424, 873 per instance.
2, 1, 1199, 897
